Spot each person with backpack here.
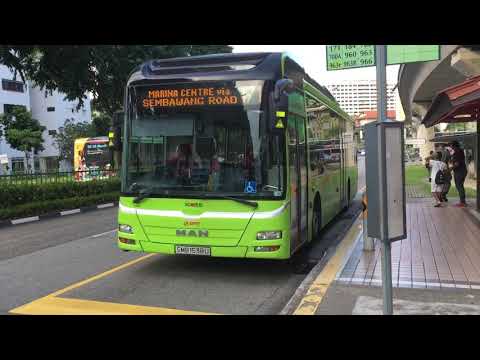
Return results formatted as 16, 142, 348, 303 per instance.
449, 140, 468, 207
430, 151, 448, 208
438, 144, 452, 202
425, 150, 434, 182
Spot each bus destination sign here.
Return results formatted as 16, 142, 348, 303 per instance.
142, 86, 241, 109
326, 45, 375, 71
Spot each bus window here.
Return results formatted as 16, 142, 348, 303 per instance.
306, 94, 331, 175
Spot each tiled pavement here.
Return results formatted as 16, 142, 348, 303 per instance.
405, 185, 428, 199
337, 198, 480, 290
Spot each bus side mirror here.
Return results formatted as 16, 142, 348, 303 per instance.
271, 79, 294, 133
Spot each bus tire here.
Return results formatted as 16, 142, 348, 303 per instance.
312, 195, 322, 241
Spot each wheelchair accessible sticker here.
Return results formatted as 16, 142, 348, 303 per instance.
244, 181, 257, 194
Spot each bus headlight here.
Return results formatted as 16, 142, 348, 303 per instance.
119, 224, 133, 234
256, 231, 282, 240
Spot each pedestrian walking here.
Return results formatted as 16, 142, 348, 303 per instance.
438, 144, 452, 202
425, 150, 434, 181
430, 152, 448, 207
450, 140, 468, 207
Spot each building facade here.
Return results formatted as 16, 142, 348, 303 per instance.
0, 65, 92, 174
326, 80, 396, 116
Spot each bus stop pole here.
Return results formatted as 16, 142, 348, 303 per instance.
477, 120, 479, 212
376, 45, 394, 315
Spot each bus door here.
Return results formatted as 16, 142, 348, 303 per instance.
287, 113, 308, 254
339, 119, 346, 207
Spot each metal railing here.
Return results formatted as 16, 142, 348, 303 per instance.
0, 169, 118, 185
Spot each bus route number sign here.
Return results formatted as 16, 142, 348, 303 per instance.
326, 45, 376, 71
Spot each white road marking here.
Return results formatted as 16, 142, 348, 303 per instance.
91, 229, 117, 238
97, 203, 115, 209
12, 216, 40, 225
61, 209, 81, 216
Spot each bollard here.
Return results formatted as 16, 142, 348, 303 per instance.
362, 192, 375, 251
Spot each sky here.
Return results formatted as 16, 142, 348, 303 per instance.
232, 45, 400, 85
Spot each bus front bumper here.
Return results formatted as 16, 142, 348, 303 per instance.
117, 240, 289, 260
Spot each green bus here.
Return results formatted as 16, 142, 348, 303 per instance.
117, 52, 357, 260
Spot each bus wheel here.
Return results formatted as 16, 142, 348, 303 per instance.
312, 198, 322, 241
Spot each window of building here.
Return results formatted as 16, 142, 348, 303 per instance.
44, 157, 59, 172
48, 130, 57, 136
3, 104, 26, 114
34, 157, 41, 173
47, 107, 55, 112
2, 79, 25, 93
11, 158, 25, 174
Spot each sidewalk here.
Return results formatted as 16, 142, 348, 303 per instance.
314, 197, 480, 315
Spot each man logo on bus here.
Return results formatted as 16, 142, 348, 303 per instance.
185, 202, 203, 208
176, 229, 209, 238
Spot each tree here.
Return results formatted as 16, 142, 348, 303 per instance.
53, 118, 95, 166
92, 113, 111, 137
0, 106, 46, 173
1, 45, 233, 118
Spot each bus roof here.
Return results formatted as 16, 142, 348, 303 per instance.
127, 52, 283, 86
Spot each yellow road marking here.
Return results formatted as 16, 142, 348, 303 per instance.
49, 253, 158, 298
9, 254, 216, 315
293, 215, 362, 315
9, 253, 214, 315
10, 296, 216, 315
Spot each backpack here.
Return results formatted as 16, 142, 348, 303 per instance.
435, 170, 446, 185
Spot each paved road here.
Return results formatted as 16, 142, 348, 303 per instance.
1, 160, 366, 315
0, 208, 118, 261
0, 210, 306, 314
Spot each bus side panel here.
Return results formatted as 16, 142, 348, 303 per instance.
345, 120, 358, 202
305, 95, 342, 229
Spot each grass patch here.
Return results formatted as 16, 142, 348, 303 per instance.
405, 164, 477, 199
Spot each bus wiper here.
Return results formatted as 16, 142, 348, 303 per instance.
209, 195, 258, 209
133, 187, 154, 204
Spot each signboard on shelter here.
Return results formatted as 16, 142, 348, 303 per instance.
387, 45, 440, 65
326, 45, 441, 70
326, 45, 375, 71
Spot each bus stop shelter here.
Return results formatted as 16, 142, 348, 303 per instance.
421, 75, 480, 211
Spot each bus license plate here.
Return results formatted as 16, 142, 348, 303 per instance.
175, 245, 211, 256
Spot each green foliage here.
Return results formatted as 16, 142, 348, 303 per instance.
0, 177, 120, 208
1, 45, 233, 117
0, 106, 46, 154
92, 113, 112, 136
0, 192, 119, 221
53, 118, 95, 165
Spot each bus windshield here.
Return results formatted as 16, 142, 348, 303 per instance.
124, 80, 285, 199
84, 141, 111, 168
